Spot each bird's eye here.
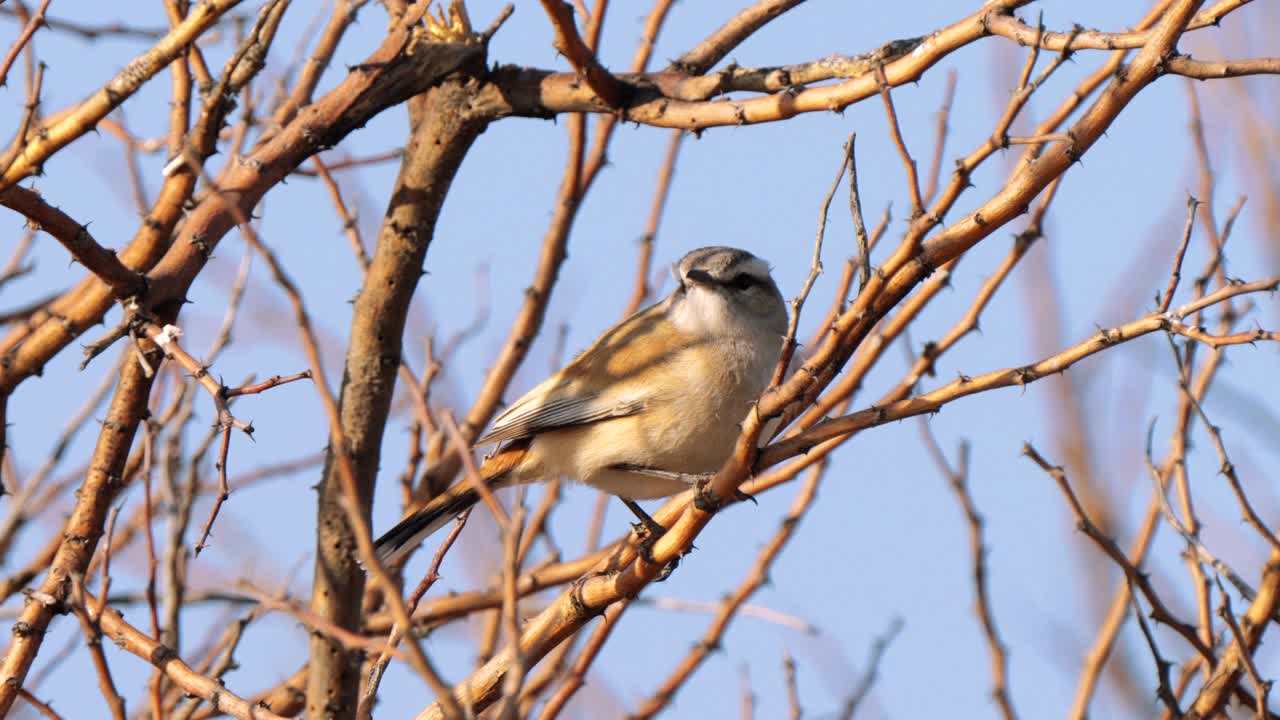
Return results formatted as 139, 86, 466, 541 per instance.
731, 273, 755, 291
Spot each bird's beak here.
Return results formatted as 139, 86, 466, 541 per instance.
685, 269, 715, 287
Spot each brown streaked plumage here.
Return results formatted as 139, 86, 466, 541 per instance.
373, 246, 787, 565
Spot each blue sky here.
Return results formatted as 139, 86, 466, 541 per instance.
2, 1, 1277, 718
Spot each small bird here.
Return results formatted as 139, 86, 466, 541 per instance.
372, 246, 788, 566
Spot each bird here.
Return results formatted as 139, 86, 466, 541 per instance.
372, 246, 788, 566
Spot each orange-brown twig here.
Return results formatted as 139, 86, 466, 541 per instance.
874, 65, 923, 221
1158, 196, 1201, 313
765, 277, 1278, 469
836, 617, 904, 719
66, 573, 126, 720
0, 0, 244, 191
0, 0, 50, 89
631, 459, 828, 718
1023, 443, 1211, 660
359, 512, 471, 719
538, 0, 625, 108
623, 129, 683, 317
921, 432, 1015, 720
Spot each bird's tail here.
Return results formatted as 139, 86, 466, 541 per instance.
372, 440, 528, 566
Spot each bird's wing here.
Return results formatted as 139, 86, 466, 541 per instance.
474, 382, 647, 446
475, 300, 675, 447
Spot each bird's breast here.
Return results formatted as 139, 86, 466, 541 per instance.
643, 333, 778, 469
522, 328, 780, 498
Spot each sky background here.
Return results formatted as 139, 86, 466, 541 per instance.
1, 1, 1278, 718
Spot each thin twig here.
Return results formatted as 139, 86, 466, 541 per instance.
440, 411, 510, 530
922, 69, 957, 206
1022, 443, 1211, 661
1169, 341, 1280, 553
770, 135, 848, 388
1128, 582, 1182, 716
848, 140, 879, 303
783, 651, 801, 720
1158, 196, 1200, 313
1214, 576, 1272, 720
360, 512, 471, 720
16, 688, 62, 720
837, 617, 905, 720
66, 574, 126, 720
920, 430, 1016, 720
875, 64, 923, 221
0, 0, 51, 89
624, 130, 683, 317
192, 426, 232, 556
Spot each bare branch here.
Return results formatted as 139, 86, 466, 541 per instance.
538, 0, 625, 108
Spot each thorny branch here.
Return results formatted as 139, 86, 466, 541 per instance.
0, 0, 1277, 718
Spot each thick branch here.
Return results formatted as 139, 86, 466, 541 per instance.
474, 0, 1261, 132
0, 324, 166, 714
143, 40, 483, 308
306, 69, 490, 719
538, 0, 625, 107
480, 34, 931, 127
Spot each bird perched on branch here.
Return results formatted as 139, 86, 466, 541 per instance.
372, 246, 788, 566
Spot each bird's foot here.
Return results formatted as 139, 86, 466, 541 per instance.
620, 497, 682, 581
